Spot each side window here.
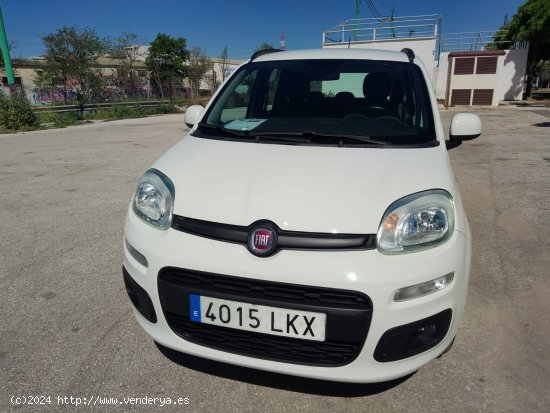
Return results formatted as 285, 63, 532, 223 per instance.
220, 71, 257, 123
265, 69, 281, 111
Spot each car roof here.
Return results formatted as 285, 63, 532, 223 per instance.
252, 48, 411, 63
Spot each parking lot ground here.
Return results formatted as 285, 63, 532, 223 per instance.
1, 108, 549, 412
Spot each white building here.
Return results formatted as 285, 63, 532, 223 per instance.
322, 15, 529, 106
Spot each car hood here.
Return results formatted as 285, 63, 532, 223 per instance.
153, 135, 455, 234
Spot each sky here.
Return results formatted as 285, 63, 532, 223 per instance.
3, 0, 526, 60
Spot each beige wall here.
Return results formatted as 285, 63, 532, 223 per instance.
443, 49, 528, 106
498, 49, 528, 101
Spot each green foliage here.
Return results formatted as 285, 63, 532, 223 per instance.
35, 110, 80, 128
37, 26, 107, 103
85, 105, 146, 120
171, 96, 210, 106
0, 93, 38, 130
506, 0, 550, 47
35, 110, 59, 124
148, 103, 179, 114
487, 23, 513, 50
254, 43, 276, 52
490, 0, 550, 95
84, 103, 179, 120
537, 60, 550, 72
146, 34, 190, 98
53, 112, 80, 128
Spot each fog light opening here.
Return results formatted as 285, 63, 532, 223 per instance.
374, 309, 452, 362
406, 323, 438, 349
123, 268, 157, 323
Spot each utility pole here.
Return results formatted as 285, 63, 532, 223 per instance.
390, 7, 396, 39
280, 30, 286, 50
0, 5, 15, 89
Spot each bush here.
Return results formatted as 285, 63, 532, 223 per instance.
36, 110, 59, 124
149, 103, 179, 114
85, 105, 147, 121
53, 112, 80, 128
0, 92, 38, 130
110, 105, 147, 119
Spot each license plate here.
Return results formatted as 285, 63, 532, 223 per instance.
189, 295, 326, 341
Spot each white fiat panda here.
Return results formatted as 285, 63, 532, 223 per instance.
123, 48, 481, 383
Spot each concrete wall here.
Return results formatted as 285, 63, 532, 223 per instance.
434, 52, 450, 100
497, 48, 528, 101
199, 61, 241, 91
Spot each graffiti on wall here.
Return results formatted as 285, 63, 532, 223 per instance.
32, 88, 77, 105
31, 74, 197, 104
31, 75, 154, 104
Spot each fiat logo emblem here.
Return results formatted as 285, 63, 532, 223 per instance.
248, 226, 277, 256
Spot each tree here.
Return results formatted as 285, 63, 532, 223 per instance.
110, 32, 145, 96
188, 47, 214, 98
254, 43, 276, 52
492, 0, 550, 97
36, 27, 107, 103
146, 34, 189, 99
217, 46, 231, 83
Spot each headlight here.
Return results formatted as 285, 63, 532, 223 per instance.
377, 190, 454, 254
132, 169, 175, 230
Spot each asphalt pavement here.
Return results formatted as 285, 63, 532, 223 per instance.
1, 108, 549, 412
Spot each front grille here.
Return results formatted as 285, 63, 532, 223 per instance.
171, 215, 376, 255
158, 267, 372, 366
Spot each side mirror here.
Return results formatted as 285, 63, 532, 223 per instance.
184, 105, 205, 128
447, 113, 481, 149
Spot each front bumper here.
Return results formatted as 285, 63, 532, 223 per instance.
123, 208, 470, 383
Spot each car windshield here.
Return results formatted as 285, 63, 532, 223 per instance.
200, 58, 436, 147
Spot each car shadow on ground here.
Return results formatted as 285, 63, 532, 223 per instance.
155, 342, 414, 397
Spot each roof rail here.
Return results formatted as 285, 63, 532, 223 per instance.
401, 48, 415, 63
250, 48, 283, 61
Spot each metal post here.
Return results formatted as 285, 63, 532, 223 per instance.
355, 1, 360, 41
0, 6, 15, 87
390, 7, 396, 39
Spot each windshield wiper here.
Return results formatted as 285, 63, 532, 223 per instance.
198, 123, 314, 144
249, 131, 388, 146
197, 122, 250, 137
197, 124, 387, 146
